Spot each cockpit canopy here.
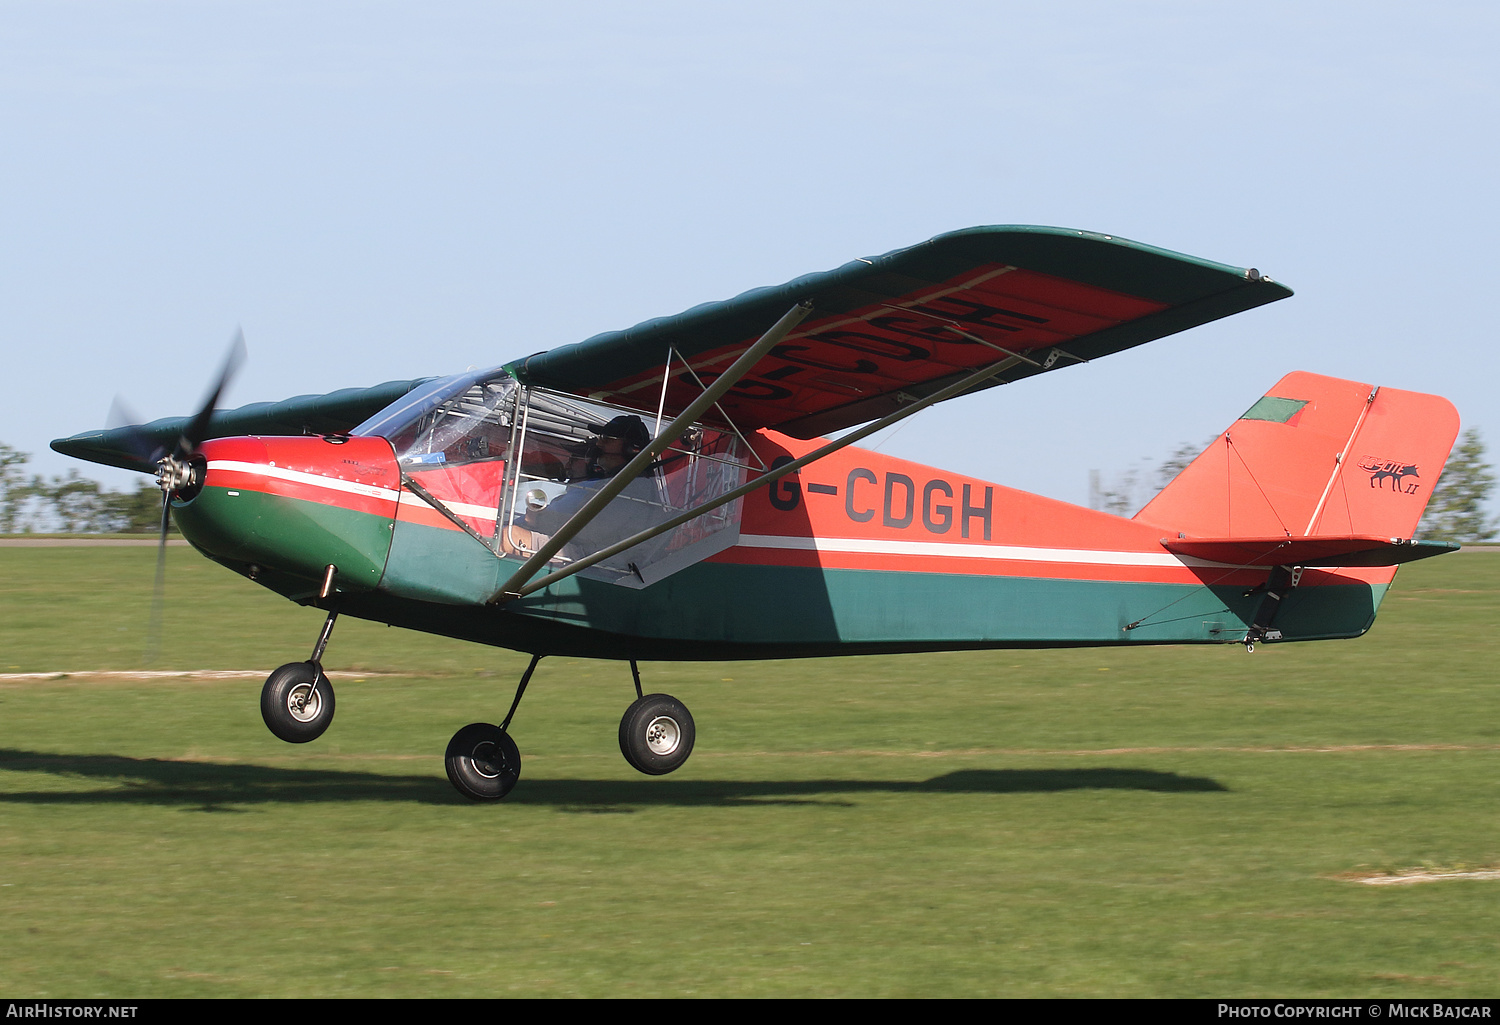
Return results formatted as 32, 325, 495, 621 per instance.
354, 367, 752, 588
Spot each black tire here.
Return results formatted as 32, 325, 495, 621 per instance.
260, 661, 335, 743
445, 723, 521, 801
619, 693, 695, 776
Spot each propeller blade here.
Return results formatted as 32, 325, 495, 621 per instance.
144, 491, 171, 666
174, 329, 247, 459
106, 396, 169, 467
134, 329, 247, 664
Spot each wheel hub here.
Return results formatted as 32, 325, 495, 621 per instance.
644, 715, 680, 756
287, 682, 322, 723
469, 740, 502, 779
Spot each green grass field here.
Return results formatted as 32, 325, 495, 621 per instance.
1, 546, 1497, 997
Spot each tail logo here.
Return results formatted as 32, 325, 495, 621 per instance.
1359, 456, 1421, 495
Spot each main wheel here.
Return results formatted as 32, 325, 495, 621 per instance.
445, 723, 521, 801
619, 693, 695, 775
260, 661, 335, 743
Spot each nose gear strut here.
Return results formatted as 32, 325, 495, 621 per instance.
259, 566, 341, 743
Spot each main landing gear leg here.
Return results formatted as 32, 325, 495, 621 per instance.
618, 660, 696, 776
444, 654, 538, 801
260, 601, 339, 744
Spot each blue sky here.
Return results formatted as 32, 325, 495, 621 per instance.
3, 2, 1496, 515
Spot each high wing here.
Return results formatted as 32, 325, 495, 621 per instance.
510, 225, 1292, 439
52, 378, 431, 473
53, 226, 1289, 473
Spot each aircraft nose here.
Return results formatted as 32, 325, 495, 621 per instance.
171, 435, 400, 597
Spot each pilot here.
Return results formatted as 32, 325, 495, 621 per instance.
582, 415, 653, 480
526, 415, 663, 562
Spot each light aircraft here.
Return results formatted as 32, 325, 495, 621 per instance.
52, 226, 1462, 801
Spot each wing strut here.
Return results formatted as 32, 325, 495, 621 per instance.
491, 344, 1066, 603
493, 301, 815, 600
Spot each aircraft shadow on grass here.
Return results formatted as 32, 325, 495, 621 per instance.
0, 749, 1226, 810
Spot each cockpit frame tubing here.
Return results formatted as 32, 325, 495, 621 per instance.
492, 378, 529, 550
671, 348, 769, 472
494, 301, 814, 598
652, 344, 673, 438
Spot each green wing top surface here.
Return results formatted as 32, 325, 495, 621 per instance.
52, 378, 432, 473
510, 225, 1292, 439
52, 226, 1291, 472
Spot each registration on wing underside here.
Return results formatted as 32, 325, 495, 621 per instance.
513, 226, 1289, 439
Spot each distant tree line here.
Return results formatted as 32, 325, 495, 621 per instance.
1088, 439, 1209, 520
0, 443, 166, 534
1090, 430, 1496, 543
1418, 429, 1497, 542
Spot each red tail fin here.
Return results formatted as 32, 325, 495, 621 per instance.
1136, 371, 1459, 540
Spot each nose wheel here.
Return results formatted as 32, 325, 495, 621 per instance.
260, 661, 336, 743
260, 590, 341, 744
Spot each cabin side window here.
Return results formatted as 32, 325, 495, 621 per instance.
502, 388, 750, 585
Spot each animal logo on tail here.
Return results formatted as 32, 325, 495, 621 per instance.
1360, 456, 1421, 494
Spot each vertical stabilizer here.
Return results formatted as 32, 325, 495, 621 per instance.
1135, 372, 1459, 540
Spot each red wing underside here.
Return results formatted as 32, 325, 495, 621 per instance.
593, 266, 1166, 434
512, 227, 1291, 439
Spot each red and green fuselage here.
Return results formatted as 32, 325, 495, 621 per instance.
174, 378, 1431, 662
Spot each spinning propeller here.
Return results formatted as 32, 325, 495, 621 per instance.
109, 332, 246, 662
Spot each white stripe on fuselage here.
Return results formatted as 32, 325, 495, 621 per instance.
208, 462, 1230, 567
735, 534, 1227, 568
206, 460, 500, 522
209, 460, 401, 502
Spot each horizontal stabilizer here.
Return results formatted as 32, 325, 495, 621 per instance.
1161, 534, 1459, 567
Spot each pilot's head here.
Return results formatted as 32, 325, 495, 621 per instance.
588, 415, 651, 476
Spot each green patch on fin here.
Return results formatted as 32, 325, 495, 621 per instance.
1240, 395, 1308, 423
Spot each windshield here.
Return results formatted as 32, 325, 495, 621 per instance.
353, 366, 511, 444
354, 367, 518, 467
